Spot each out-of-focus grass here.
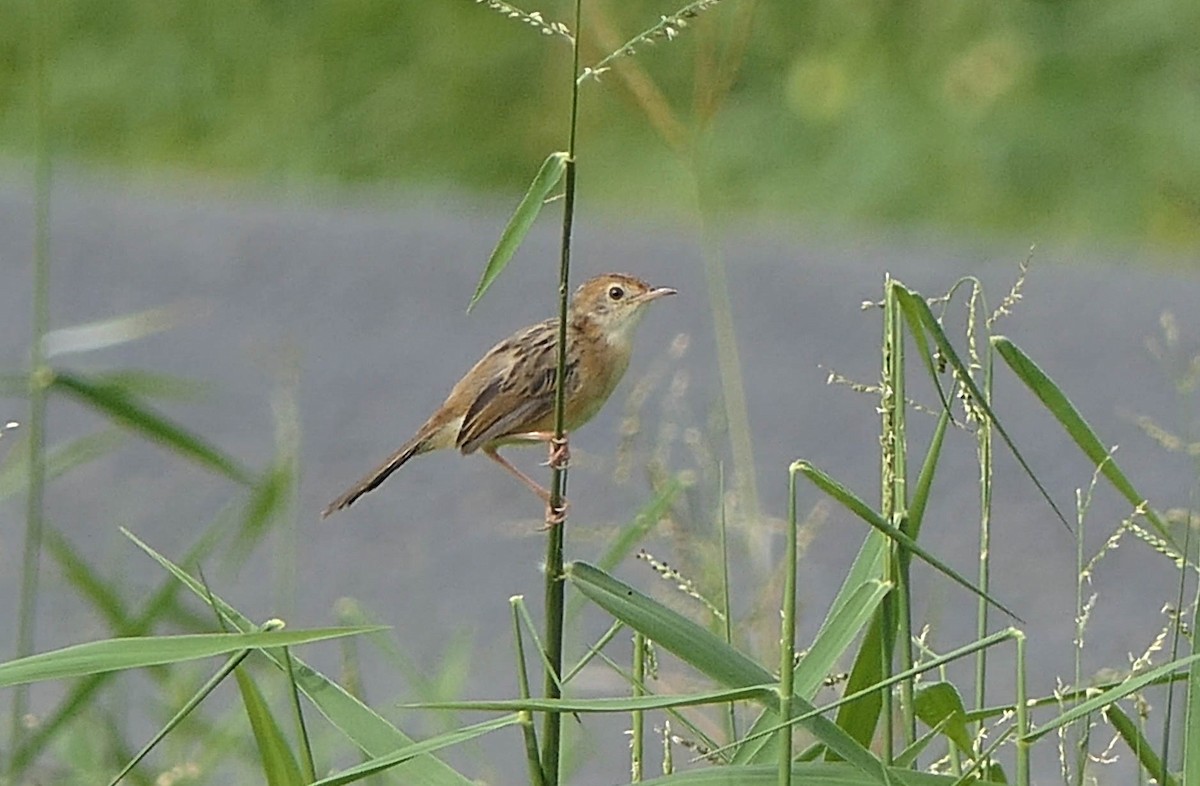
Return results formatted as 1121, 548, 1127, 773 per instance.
1, 0, 1197, 247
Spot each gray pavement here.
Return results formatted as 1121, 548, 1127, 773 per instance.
1, 172, 1197, 784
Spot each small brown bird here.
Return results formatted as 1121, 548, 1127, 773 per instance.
322, 273, 675, 519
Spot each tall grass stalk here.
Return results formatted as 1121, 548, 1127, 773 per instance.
10, 0, 54, 767
510, 597, 546, 786
970, 282, 996, 772
541, 2, 584, 781
777, 464, 802, 786
1015, 631, 1029, 786
631, 631, 646, 782
879, 276, 908, 762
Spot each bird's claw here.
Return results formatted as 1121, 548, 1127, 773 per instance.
543, 435, 570, 471
541, 497, 570, 529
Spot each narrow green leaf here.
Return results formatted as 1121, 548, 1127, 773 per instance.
794, 580, 891, 699
794, 461, 1022, 622
88, 370, 209, 401
311, 715, 521, 786
0, 429, 124, 501
565, 561, 891, 784
11, 511, 239, 773
0, 628, 384, 688
1023, 652, 1200, 742
109, 649, 252, 786
406, 685, 775, 713
634, 761, 997, 785
467, 151, 569, 311
1186, 592, 1200, 786
46, 529, 130, 628
1105, 703, 1177, 786
908, 409, 950, 540
913, 682, 972, 753
992, 336, 1181, 549
890, 283, 1070, 532
51, 370, 253, 484
122, 528, 478, 786
894, 719, 951, 768
236, 668, 306, 786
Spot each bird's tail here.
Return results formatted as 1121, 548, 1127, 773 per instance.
322, 437, 424, 518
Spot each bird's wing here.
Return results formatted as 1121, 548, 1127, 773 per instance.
456, 319, 576, 453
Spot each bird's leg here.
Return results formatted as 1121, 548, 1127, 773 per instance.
483, 446, 570, 524
510, 430, 571, 470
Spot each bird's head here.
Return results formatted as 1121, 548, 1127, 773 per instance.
569, 273, 675, 345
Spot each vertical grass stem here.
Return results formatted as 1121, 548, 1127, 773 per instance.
778, 464, 803, 786
10, 0, 53, 768
541, 1, 584, 782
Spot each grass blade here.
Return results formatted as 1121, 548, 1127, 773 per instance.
405, 686, 776, 713
466, 151, 568, 311
1104, 703, 1177, 786
890, 283, 1070, 532
794, 580, 891, 699
794, 461, 1022, 622
0, 628, 384, 688
108, 648, 253, 786
1184, 592, 1200, 786
992, 335, 1181, 550
311, 715, 522, 786
565, 561, 891, 784
51, 370, 253, 484
913, 682, 972, 754
1022, 652, 1200, 742
122, 528, 478, 786
235, 667, 306, 786
634, 761, 996, 784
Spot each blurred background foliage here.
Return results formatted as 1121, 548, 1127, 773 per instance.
1, 0, 1198, 249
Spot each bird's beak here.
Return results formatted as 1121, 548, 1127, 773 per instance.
639, 287, 677, 303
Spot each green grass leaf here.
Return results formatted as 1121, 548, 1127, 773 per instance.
1022, 651, 1200, 742
992, 335, 1182, 551
467, 151, 569, 312
913, 682, 972, 753
51, 370, 254, 484
123, 528, 479, 786
406, 685, 775, 713
311, 715, 521, 786
890, 282, 1070, 533
793, 461, 1022, 622
236, 668, 307, 786
1104, 703, 1177, 786
0, 429, 124, 501
634, 761, 999, 784
565, 561, 891, 784
794, 580, 891, 700
0, 628, 384, 688
1187, 595, 1200, 786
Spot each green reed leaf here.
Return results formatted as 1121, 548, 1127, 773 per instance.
467, 151, 569, 312
0, 628, 382, 688
51, 370, 253, 485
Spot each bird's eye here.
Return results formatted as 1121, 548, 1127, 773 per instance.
608, 286, 625, 301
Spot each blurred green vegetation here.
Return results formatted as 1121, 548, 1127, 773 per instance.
1, 0, 1198, 248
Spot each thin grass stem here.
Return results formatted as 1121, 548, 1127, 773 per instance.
777, 465, 801, 786
10, 0, 53, 770
631, 631, 646, 782
511, 597, 546, 786
1015, 630, 1029, 786
717, 463, 737, 743
282, 646, 316, 784
540, 1, 584, 781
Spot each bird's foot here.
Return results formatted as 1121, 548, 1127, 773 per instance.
541, 497, 570, 529
544, 435, 570, 471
